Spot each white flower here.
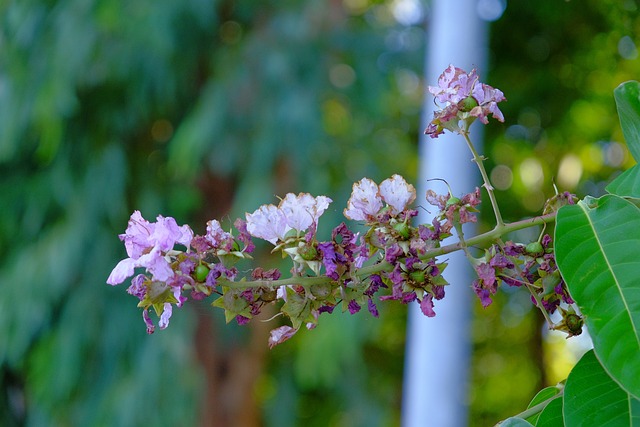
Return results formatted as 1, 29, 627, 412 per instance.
246, 193, 332, 245
245, 204, 289, 245
379, 174, 416, 214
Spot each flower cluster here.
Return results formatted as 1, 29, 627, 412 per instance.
107, 174, 483, 346
425, 65, 506, 138
470, 235, 583, 336
107, 65, 582, 347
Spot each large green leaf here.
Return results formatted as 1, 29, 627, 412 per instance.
524, 386, 563, 425
555, 195, 640, 398
564, 349, 640, 426
535, 396, 564, 427
500, 417, 535, 427
615, 81, 640, 163
606, 164, 640, 198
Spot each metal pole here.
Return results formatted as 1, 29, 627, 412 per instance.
402, 1, 488, 426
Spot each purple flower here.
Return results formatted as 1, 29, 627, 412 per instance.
367, 299, 379, 318
473, 280, 493, 308
425, 65, 506, 138
475, 263, 497, 291
385, 243, 404, 264
205, 219, 234, 251
234, 218, 255, 253
126, 274, 147, 300
318, 241, 339, 280
107, 211, 193, 285
420, 294, 436, 317
348, 300, 361, 314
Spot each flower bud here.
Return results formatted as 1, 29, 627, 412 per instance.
195, 264, 210, 282
409, 270, 426, 284
525, 242, 544, 257
298, 244, 318, 261
259, 288, 277, 302
565, 313, 584, 336
393, 222, 411, 240
459, 95, 479, 112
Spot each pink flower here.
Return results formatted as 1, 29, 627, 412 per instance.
344, 178, 383, 222
107, 211, 193, 285
379, 174, 416, 215
425, 65, 506, 138
344, 175, 416, 222
205, 219, 234, 250
268, 325, 299, 348
246, 193, 332, 245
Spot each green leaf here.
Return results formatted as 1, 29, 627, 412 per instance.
535, 395, 564, 427
500, 417, 535, 427
564, 349, 640, 426
615, 81, 640, 162
555, 195, 640, 398
606, 164, 640, 198
524, 386, 563, 425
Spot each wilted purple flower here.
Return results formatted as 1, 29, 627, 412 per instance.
420, 294, 436, 317
473, 280, 493, 308
348, 300, 361, 314
367, 299, 379, 317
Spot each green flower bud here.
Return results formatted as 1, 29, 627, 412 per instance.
259, 288, 277, 303
195, 264, 210, 282
409, 270, 426, 284
459, 95, 479, 112
298, 244, 318, 261
565, 313, 583, 336
525, 242, 544, 257
394, 222, 411, 240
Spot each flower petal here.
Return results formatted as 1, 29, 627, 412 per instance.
379, 174, 416, 214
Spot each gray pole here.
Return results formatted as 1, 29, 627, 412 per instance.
402, 0, 496, 425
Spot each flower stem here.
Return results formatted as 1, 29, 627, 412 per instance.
462, 131, 504, 227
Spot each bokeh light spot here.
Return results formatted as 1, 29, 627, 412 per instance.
219, 21, 242, 44
476, 0, 506, 22
618, 35, 638, 60
151, 119, 173, 143
603, 141, 626, 167
329, 64, 356, 88
519, 157, 544, 189
579, 143, 603, 173
490, 164, 513, 191
557, 154, 583, 190
521, 189, 546, 212
391, 0, 424, 26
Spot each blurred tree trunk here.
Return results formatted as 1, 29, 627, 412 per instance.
193, 173, 271, 427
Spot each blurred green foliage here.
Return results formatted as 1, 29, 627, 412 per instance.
1, 0, 639, 426
0, 0, 420, 425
